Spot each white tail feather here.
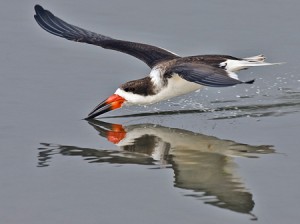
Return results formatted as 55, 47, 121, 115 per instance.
221, 55, 283, 72
243, 54, 266, 62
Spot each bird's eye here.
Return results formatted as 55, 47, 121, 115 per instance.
124, 87, 135, 92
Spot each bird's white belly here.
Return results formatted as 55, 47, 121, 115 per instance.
153, 74, 202, 103
115, 74, 202, 105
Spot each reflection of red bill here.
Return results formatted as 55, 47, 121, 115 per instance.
107, 124, 126, 144
85, 94, 126, 119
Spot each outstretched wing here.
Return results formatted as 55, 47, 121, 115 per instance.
34, 5, 179, 68
167, 62, 254, 87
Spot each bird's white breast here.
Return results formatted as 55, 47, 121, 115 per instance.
115, 74, 202, 105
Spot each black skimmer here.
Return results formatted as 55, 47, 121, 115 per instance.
34, 5, 280, 119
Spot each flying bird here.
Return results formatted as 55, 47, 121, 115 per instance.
34, 5, 279, 119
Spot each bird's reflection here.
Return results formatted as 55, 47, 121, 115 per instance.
38, 120, 274, 217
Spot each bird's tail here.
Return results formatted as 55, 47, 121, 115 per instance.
243, 54, 266, 62
226, 54, 284, 72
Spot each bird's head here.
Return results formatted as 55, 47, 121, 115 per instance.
85, 77, 156, 119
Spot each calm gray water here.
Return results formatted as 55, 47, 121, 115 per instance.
1, 0, 300, 223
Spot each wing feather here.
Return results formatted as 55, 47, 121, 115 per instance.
34, 5, 179, 68
168, 63, 254, 87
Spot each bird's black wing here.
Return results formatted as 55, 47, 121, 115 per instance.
176, 55, 241, 68
34, 5, 179, 68
167, 62, 254, 87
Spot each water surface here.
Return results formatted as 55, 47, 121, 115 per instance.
0, 0, 300, 224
